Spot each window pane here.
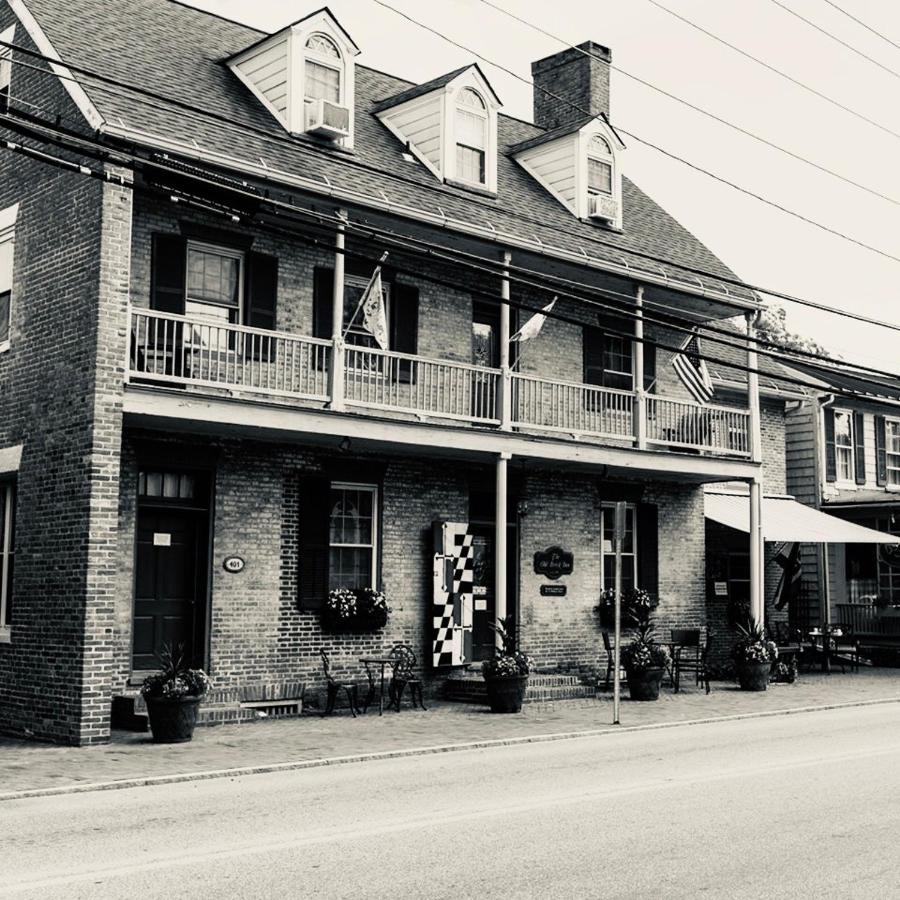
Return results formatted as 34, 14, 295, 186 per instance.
163, 473, 180, 499
186, 248, 240, 306
588, 158, 612, 195
456, 108, 486, 149
456, 144, 485, 184
834, 412, 853, 448
0, 238, 12, 294
145, 473, 163, 497
0, 291, 9, 345
305, 60, 340, 103
329, 547, 372, 590
306, 34, 340, 58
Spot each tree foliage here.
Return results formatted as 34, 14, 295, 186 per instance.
755, 305, 829, 357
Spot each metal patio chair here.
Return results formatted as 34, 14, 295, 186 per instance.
388, 643, 427, 711
670, 628, 710, 694
320, 648, 362, 717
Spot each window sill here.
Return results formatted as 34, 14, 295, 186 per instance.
0, 626, 10, 644
442, 178, 497, 199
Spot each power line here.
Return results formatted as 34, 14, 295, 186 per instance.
369, 0, 900, 267
767, 0, 900, 81
646, 0, 900, 143
477, 0, 900, 209
4, 39, 900, 336
819, 0, 900, 54
7, 110, 900, 400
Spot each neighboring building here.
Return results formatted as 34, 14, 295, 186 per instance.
1, 0, 783, 744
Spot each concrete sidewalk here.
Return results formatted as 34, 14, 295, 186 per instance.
2, 670, 899, 800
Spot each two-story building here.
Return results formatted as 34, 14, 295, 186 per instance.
0, 0, 787, 743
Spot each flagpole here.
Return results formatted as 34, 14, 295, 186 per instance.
499, 250, 512, 432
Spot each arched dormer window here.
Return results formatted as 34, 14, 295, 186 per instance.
455, 87, 487, 186
587, 134, 614, 197
304, 33, 343, 106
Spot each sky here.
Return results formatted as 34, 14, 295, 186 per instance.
187, 0, 900, 373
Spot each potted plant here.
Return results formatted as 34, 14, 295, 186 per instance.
732, 620, 778, 691
321, 587, 358, 632
595, 587, 657, 630
481, 616, 533, 713
140, 644, 211, 743
321, 587, 391, 632
356, 588, 390, 631
620, 615, 670, 701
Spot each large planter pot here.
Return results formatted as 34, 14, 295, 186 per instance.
145, 695, 202, 743
484, 675, 528, 713
736, 661, 771, 692
626, 667, 664, 701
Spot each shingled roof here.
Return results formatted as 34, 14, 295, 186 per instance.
20, 0, 758, 305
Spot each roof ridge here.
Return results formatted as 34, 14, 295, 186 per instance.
165, 0, 266, 36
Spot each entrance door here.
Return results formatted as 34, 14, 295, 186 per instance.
133, 507, 205, 670
469, 523, 518, 662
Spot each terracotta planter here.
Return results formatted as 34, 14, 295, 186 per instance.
626, 667, 664, 701
145, 695, 202, 743
736, 661, 771, 692
484, 675, 528, 713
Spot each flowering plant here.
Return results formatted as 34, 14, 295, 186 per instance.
140, 644, 211, 701
321, 587, 391, 632
325, 587, 357, 620
356, 588, 389, 630
732, 620, 779, 665
595, 587, 657, 629
621, 636, 670, 673
481, 616, 534, 679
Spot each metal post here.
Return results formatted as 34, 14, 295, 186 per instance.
613, 500, 626, 725
821, 543, 832, 673
634, 285, 647, 449
329, 211, 347, 411
498, 251, 512, 431
749, 477, 764, 628
495, 451, 511, 649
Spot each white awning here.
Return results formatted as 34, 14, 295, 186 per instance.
704, 491, 900, 544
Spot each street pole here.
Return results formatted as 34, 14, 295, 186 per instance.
613, 500, 626, 725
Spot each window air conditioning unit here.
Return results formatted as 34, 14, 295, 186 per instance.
588, 193, 619, 223
304, 98, 351, 139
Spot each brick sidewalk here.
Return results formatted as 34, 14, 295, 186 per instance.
2, 671, 899, 799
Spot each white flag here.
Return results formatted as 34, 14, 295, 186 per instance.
510, 297, 556, 343
357, 255, 389, 349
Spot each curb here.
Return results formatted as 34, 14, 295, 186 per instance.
2, 695, 899, 803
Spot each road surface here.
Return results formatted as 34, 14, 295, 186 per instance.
2, 703, 900, 898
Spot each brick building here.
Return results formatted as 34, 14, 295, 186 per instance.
0, 0, 799, 743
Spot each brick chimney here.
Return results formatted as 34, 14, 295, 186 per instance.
531, 41, 611, 131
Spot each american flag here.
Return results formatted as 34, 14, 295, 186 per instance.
671, 330, 714, 403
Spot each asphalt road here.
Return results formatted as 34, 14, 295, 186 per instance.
2, 704, 900, 899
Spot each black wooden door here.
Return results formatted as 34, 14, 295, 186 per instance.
133, 508, 204, 670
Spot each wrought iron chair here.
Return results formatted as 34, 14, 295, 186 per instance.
388, 644, 427, 711
830, 624, 861, 673
670, 628, 710, 694
320, 648, 362, 717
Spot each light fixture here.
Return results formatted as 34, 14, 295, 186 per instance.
339, 436, 351, 453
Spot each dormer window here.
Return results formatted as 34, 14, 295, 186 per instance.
304, 33, 342, 106
455, 88, 487, 186
587, 135, 613, 197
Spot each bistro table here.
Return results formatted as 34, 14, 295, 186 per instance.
359, 655, 396, 715
808, 627, 843, 673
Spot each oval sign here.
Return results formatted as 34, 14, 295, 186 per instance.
223, 555, 245, 574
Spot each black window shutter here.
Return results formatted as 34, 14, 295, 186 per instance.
583, 325, 604, 385
150, 234, 186, 313
824, 408, 837, 483
643, 343, 657, 393
312, 267, 335, 339
637, 503, 659, 598
853, 411, 866, 485
876, 415, 887, 486
298, 475, 332, 611
390, 282, 419, 383
245, 252, 278, 362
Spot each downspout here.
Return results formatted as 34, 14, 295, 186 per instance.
816, 394, 836, 641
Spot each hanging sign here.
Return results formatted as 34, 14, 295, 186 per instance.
223, 555, 245, 574
533, 546, 574, 580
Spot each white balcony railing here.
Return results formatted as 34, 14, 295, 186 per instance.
511, 374, 634, 439
127, 308, 752, 458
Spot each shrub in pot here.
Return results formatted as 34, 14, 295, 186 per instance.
140, 644, 211, 743
481, 617, 533, 713
732, 620, 778, 691
620, 618, 670, 702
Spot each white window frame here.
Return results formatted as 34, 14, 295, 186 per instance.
885, 418, 900, 489
183, 241, 244, 353
576, 126, 624, 228
587, 134, 614, 197
0, 24, 15, 112
600, 501, 638, 592
454, 87, 488, 188
833, 409, 856, 487
0, 201, 18, 354
329, 482, 378, 590
303, 32, 344, 108
0, 480, 14, 641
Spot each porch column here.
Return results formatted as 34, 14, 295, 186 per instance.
329, 211, 347, 411
746, 311, 762, 464
633, 284, 647, 449
749, 476, 765, 627
498, 250, 512, 431
495, 451, 511, 648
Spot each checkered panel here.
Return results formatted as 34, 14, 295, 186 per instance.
432, 522, 474, 668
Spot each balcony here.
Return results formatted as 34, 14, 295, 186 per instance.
127, 308, 752, 459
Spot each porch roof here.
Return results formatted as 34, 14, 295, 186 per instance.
705, 490, 900, 544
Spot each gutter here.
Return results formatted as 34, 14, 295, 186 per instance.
99, 121, 761, 311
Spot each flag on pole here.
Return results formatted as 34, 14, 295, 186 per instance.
671, 330, 714, 403
350, 252, 389, 349
774, 541, 802, 611
510, 297, 556, 343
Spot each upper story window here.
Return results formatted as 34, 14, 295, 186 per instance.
833, 409, 855, 484
304, 33, 342, 105
343, 274, 390, 348
587, 135, 613, 196
185, 242, 243, 328
584, 326, 633, 392
0, 479, 15, 635
0, 25, 14, 115
886, 420, 900, 487
455, 88, 488, 186
0, 202, 17, 353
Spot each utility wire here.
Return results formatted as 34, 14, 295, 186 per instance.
370, 0, 900, 267
7, 110, 900, 398
819, 0, 900, 54
767, 0, 900, 81
477, 0, 900, 209
646, 0, 900, 143
4, 40, 900, 336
